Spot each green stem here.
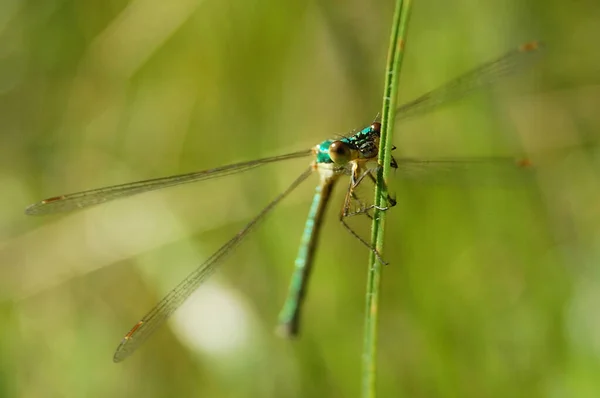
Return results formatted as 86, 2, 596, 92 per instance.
362, 1, 412, 397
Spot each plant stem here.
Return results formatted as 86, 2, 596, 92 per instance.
361, 1, 412, 397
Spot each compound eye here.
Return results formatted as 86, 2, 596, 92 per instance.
329, 140, 351, 164
370, 122, 381, 134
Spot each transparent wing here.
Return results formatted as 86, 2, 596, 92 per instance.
25, 150, 312, 215
395, 156, 533, 184
346, 156, 532, 217
112, 167, 314, 362
395, 41, 542, 121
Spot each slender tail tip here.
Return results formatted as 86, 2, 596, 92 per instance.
275, 323, 299, 339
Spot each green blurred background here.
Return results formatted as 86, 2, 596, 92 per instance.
1, 0, 600, 397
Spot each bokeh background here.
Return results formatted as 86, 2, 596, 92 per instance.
1, 0, 600, 397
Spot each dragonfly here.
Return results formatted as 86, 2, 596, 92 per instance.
25, 41, 541, 362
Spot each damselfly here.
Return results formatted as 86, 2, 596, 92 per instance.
25, 41, 541, 362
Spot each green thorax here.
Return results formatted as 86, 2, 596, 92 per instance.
315, 123, 380, 164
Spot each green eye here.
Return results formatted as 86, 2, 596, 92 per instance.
328, 141, 351, 164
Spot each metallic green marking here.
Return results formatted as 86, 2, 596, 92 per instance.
315, 140, 334, 164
